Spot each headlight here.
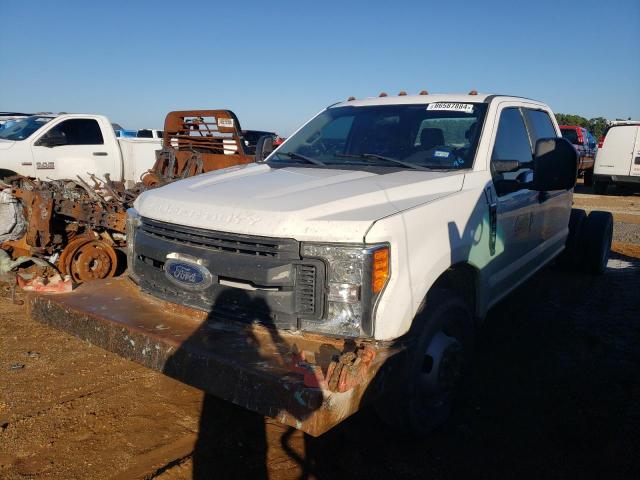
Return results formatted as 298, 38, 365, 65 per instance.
300, 243, 390, 338
125, 208, 141, 280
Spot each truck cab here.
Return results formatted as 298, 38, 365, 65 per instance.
131, 94, 575, 337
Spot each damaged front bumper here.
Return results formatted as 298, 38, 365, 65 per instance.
28, 277, 407, 436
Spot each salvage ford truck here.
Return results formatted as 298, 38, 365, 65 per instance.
28, 92, 613, 436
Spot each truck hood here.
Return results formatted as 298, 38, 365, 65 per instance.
135, 163, 465, 242
0, 139, 16, 150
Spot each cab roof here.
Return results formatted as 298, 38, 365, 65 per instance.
331, 93, 546, 108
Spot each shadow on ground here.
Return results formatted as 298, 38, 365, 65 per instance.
176, 252, 640, 479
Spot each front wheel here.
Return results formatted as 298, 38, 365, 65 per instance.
375, 288, 473, 436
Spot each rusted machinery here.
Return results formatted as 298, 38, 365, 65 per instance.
0, 110, 256, 285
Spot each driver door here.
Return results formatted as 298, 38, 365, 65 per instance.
486, 105, 542, 302
30, 118, 112, 181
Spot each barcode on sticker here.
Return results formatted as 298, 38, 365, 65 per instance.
427, 103, 474, 114
218, 118, 234, 128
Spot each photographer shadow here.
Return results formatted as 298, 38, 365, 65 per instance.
162, 288, 324, 479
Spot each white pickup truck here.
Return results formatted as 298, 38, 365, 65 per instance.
30, 92, 613, 437
0, 113, 161, 185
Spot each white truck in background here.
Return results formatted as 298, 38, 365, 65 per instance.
0, 113, 161, 186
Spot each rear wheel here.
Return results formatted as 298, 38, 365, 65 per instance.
581, 211, 613, 275
558, 208, 586, 267
59, 235, 119, 283
375, 288, 473, 436
583, 169, 594, 187
593, 181, 608, 195
0, 169, 18, 183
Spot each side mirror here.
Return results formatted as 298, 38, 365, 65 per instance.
531, 137, 577, 191
38, 131, 67, 148
254, 134, 274, 161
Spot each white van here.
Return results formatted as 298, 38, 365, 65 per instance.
593, 122, 640, 194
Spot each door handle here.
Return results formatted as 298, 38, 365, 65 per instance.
21, 162, 33, 166
483, 186, 497, 256
93, 152, 108, 156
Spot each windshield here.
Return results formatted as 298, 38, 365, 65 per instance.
0, 116, 53, 141
268, 103, 488, 170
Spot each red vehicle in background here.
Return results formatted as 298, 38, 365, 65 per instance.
560, 125, 597, 185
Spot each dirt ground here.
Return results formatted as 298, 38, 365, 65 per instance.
1, 189, 639, 480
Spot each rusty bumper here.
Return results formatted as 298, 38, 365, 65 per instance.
28, 277, 406, 436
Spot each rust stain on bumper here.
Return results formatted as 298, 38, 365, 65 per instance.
27, 277, 406, 436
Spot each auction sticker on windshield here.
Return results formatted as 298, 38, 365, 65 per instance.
427, 103, 474, 114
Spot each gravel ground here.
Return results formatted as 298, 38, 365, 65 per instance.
614, 222, 640, 244
1, 191, 639, 480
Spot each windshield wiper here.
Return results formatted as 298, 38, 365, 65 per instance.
273, 151, 327, 166
336, 153, 428, 171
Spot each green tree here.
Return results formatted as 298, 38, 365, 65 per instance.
587, 117, 608, 139
555, 113, 589, 127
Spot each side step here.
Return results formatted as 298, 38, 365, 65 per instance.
28, 277, 406, 436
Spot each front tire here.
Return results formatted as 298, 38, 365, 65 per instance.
375, 288, 473, 436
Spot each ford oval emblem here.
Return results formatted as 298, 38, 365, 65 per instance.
164, 259, 213, 290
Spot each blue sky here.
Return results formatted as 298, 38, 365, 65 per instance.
1, 0, 638, 135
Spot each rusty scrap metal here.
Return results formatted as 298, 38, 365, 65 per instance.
1, 110, 256, 284
143, 110, 253, 186
58, 234, 118, 283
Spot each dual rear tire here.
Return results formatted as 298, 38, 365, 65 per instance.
560, 208, 613, 274
583, 169, 594, 187
593, 181, 608, 195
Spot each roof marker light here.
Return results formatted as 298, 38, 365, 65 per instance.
419, 90, 429, 95
398, 91, 407, 96
379, 92, 388, 97
468, 90, 478, 95
347, 96, 356, 101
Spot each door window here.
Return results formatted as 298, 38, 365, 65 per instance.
47, 119, 104, 145
491, 108, 533, 194
491, 108, 532, 164
524, 109, 557, 143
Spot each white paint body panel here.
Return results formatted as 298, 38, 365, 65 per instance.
595, 125, 640, 177
135, 94, 571, 340
0, 114, 160, 183
119, 137, 163, 185
135, 163, 465, 242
